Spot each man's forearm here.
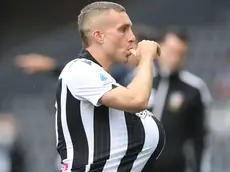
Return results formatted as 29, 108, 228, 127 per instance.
127, 58, 154, 102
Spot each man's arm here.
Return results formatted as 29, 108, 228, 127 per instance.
67, 41, 160, 113
67, 57, 153, 113
100, 57, 153, 112
16, 54, 59, 75
100, 41, 159, 112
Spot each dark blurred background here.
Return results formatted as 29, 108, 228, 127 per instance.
1, 0, 230, 172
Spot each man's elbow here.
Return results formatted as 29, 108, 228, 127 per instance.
132, 97, 148, 112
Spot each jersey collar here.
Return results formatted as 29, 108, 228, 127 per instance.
78, 49, 102, 67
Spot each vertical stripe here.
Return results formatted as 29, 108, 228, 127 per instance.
153, 78, 169, 120
55, 108, 58, 147
117, 113, 145, 172
103, 109, 128, 171
56, 79, 67, 161
80, 102, 95, 172
66, 88, 89, 171
60, 84, 73, 170
151, 116, 165, 160
131, 116, 159, 171
90, 105, 111, 171
141, 116, 166, 172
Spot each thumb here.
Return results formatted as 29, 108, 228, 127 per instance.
129, 49, 137, 57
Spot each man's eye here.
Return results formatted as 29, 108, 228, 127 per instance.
120, 27, 126, 32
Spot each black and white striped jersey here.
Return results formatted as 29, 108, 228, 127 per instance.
55, 49, 165, 172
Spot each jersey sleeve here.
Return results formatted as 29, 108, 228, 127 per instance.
64, 62, 117, 107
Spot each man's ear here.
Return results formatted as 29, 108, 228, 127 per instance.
92, 30, 104, 44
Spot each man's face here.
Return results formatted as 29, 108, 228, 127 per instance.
101, 10, 136, 64
159, 33, 188, 72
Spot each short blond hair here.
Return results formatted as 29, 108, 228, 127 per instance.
77, 1, 126, 47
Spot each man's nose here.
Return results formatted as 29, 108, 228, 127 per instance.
129, 31, 136, 43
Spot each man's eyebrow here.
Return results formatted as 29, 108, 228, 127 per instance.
118, 23, 132, 28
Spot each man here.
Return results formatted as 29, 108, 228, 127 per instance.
146, 28, 212, 172
55, 2, 165, 172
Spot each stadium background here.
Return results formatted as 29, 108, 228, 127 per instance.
1, 0, 230, 171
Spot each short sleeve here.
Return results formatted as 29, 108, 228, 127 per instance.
64, 62, 116, 107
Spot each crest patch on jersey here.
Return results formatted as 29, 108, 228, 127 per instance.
100, 73, 107, 81
168, 91, 184, 112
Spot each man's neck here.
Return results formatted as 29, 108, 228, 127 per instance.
86, 46, 112, 72
158, 65, 180, 77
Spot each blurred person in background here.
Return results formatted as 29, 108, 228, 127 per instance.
15, 53, 62, 77
148, 28, 212, 172
122, 27, 212, 172
0, 114, 25, 172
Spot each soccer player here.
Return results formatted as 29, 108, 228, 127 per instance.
55, 1, 165, 172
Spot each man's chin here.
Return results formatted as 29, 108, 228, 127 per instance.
123, 56, 129, 64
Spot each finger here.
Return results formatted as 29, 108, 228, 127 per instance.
129, 49, 137, 57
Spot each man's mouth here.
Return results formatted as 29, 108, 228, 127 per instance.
127, 46, 133, 51
126, 51, 132, 57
